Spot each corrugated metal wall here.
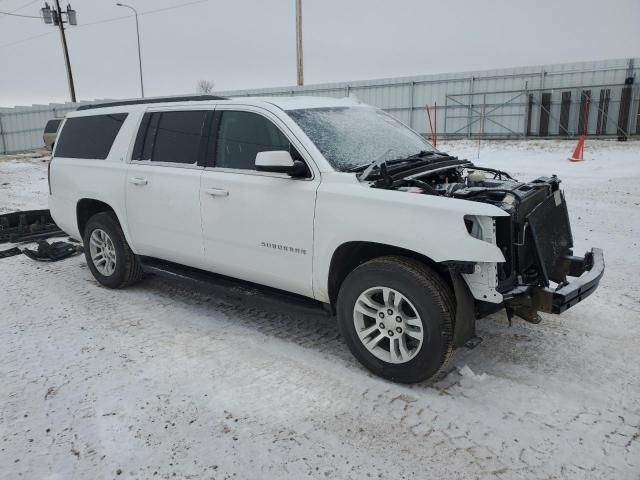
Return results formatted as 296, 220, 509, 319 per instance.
1, 58, 638, 154
219, 57, 639, 140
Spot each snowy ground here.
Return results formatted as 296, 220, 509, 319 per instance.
1, 139, 639, 479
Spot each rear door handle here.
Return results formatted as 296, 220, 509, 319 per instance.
204, 187, 229, 197
129, 177, 148, 186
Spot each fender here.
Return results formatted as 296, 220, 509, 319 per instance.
49, 156, 135, 249
312, 173, 508, 302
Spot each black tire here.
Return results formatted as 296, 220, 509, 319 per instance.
83, 212, 143, 288
337, 256, 454, 384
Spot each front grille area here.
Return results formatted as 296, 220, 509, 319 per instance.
526, 190, 573, 284
459, 175, 571, 292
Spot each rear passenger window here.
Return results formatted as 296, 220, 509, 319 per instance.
132, 111, 207, 164
55, 113, 127, 159
216, 111, 291, 170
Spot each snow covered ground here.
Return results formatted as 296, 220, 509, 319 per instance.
1, 139, 639, 479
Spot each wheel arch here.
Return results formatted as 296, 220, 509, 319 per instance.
327, 241, 452, 309
76, 199, 135, 249
327, 240, 478, 349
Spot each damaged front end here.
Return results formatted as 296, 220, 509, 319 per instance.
368, 153, 605, 324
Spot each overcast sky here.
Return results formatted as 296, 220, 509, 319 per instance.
0, 0, 638, 107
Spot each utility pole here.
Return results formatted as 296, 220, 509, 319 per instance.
41, 2, 77, 102
295, 0, 303, 86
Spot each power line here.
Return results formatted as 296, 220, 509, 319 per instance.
77, 0, 209, 29
0, 0, 210, 49
139, 0, 209, 17
0, 30, 54, 49
9, 0, 41, 12
75, 13, 129, 28
0, 10, 39, 17
0, 0, 39, 23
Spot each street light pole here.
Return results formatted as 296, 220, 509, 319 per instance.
116, 2, 144, 97
295, 0, 303, 86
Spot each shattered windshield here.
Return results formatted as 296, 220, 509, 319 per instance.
287, 106, 435, 172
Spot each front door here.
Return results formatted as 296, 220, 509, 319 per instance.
200, 107, 318, 298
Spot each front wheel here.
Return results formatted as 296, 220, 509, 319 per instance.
83, 212, 143, 288
337, 256, 454, 384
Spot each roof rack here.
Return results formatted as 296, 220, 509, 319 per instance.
76, 95, 228, 111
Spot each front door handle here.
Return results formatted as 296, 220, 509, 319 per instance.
204, 187, 229, 197
129, 177, 148, 186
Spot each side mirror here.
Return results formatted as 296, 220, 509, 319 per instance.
255, 151, 308, 178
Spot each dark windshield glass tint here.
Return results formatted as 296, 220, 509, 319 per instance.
55, 113, 127, 159
216, 111, 291, 170
152, 111, 206, 164
287, 106, 433, 171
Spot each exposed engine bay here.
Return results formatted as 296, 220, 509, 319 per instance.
400, 162, 570, 290
362, 152, 602, 324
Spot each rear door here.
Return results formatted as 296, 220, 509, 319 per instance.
200, 106, 319, 297
125, 109, 212, 267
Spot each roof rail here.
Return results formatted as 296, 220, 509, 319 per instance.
76, 95, 228, 111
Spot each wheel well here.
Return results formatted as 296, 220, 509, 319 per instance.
76, 199, 117, 238
327, 241, 450, 307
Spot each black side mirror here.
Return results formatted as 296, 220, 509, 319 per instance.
257, 160, 308, 178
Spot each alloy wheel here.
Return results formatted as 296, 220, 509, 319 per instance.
89, 228, 117, 276
352, 286, 424, 364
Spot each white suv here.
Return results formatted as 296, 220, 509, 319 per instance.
49, 95, 604, 383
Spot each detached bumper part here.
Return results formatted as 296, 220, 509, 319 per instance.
0, 246, 22, 259
0, 209, 63, 244
544, 248, 605, 313
505, 248, 604, 316
22, 240, 82, 262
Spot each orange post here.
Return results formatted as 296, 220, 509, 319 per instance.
433, 101, 437, 147
425, 103, 436, 145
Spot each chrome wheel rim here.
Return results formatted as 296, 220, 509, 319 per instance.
353, 286, 424, 364
89, 229, 116, 276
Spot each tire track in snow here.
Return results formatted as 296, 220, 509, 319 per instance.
2, 253, 639, 479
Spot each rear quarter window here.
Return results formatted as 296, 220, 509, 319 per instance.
55, 113, 128, 159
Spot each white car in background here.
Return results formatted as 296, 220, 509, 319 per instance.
43, 118, 62, 151
48, 95, 604, 383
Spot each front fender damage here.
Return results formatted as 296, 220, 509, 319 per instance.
449, 272, 478, 348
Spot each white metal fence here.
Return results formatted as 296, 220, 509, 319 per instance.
0, 100, 108, 154
1, 57, 638, 154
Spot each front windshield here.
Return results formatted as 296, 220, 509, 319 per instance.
287, 106, 435, 171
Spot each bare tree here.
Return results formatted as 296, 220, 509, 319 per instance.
196, 80, 215, 94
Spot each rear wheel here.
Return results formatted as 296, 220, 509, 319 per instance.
337, 256, 454, 384
83, 212, 143, 288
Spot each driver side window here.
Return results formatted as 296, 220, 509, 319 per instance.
215, 111, 294, 170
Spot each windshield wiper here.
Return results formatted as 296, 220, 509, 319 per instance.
354, 150, 434, 181
349, 150, 431, 172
